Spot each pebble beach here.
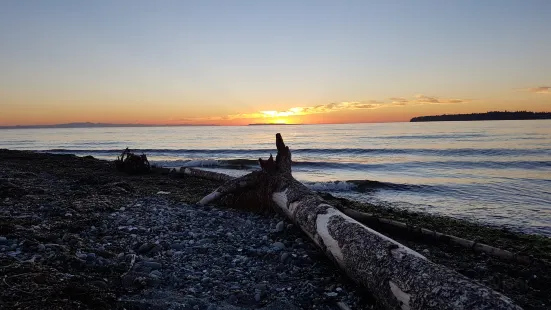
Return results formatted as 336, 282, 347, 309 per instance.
1, 150, 550, 309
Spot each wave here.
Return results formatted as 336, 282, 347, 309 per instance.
43, 147, 551, 157
196, 158, 551, 171
304, 180, 431, 193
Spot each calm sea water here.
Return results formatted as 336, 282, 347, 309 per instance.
1, 121, 550, 236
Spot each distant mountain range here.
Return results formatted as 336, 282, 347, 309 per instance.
410, 111, 551, 122
0, 122, 219, 129
248, 123, 304, 126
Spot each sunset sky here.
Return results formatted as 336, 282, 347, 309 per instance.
1, 0, 550, 126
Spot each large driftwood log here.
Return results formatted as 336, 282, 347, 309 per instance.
186, 167, 531, 265
198, 134, 522, 310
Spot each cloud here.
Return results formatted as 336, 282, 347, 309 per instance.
185, 95, 470, 122
525, 86, 550, 94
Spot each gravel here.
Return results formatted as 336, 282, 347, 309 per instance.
108, 196, 367, 309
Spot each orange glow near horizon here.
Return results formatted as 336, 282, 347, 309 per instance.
1, 93, 550, 126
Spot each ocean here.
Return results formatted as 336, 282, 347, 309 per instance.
1, 120, 550, 236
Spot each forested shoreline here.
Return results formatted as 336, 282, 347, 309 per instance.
411, 111, 551, 122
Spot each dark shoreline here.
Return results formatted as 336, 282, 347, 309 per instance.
410, 111, 551, 122
1, 150, 550, 309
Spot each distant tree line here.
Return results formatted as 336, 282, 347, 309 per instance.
410, 111, 551, 122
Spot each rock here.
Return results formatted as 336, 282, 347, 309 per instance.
91, 280, 108, 289
275, 221, 285, 232
148, 244, 161, 255
280, 253, 290, 263
86, 253, 96, 261
149, 270, 162, 278
255, 292, 262, 302
272, 242, 285, 251
171, 243, 185, 250
138, 242, 156, 254
143, 261, 162, 270
0, 236, 7, 245
37, 244, 45, 252
325, 292, 338, 297
422, 249, 430, 255
262, 299, 301, 310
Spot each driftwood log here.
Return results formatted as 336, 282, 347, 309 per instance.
179, 168, 531, 265
197, 134, 522, 310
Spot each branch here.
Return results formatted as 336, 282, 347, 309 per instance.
197, 173, 258, 206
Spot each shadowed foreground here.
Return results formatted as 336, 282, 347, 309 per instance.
1, 149, 550, 309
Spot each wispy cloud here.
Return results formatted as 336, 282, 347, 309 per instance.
397, 94, 470, 105
186, 95, 470, 122
524, 86, 551, 94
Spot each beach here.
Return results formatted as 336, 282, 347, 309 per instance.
1, 150, 550, 309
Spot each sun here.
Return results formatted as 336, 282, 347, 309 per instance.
272, 118, 289, 124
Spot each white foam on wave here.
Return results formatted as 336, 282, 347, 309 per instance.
180, 159, 220, 167
305, 181, 357, 192
151, 159, 221, 168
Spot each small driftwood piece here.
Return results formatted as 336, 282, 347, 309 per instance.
114, 148, 151, 174
197, 133, 522, 310
171, 167, 234, 182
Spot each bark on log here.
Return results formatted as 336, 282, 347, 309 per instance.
198, 133, 522, 310
338, 207, 532, 265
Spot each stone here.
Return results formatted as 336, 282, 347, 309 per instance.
255, 283, 268, 291
37, 244, 45, 252
0, 237, 7, 245
272, 242, 285, 251
171, 243, 185, 250
86, 253, 96, 261
275, 221, 285, 232
138, 242, 155, 254
149, 270, 162, 278
280, 252, 290, 263
91, 280, 108, 289
143, 261, 162, 270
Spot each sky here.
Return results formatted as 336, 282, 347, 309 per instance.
1, 0, 550, 126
